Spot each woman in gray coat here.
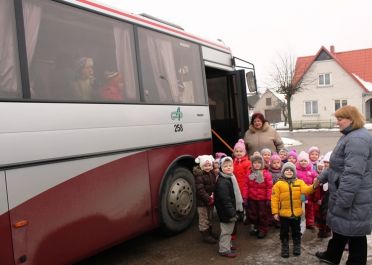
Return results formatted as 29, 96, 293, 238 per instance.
315, 105, 372, 265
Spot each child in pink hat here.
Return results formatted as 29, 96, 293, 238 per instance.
296, 151, 317, 229
308, 146, 320, 171
287, 149, 297, 164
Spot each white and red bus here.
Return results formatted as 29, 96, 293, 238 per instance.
0, 0, 256, 264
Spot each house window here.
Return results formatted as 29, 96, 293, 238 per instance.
305, 101, 318, 115
334, 99, 347, 111
266, 97, 271, 106
319, 73, 331, 86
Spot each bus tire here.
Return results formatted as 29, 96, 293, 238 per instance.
159, 167, 196, 235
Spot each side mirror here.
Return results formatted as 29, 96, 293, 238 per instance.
246, 71, 257, 93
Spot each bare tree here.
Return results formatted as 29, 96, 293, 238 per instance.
268, 52, 312, 131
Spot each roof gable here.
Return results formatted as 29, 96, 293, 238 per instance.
294, 46, 372, 92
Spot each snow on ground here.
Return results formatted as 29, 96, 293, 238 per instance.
282, 137, 302, 147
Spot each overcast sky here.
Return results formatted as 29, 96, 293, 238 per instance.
103, 0, 372, 91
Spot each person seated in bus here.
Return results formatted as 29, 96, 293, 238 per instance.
100, 71, 124, 101
72, 57, 95, 100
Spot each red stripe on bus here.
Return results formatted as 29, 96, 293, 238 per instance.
76, 0, 230, 52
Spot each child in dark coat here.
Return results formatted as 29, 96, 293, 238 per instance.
193, 155, 217, 244
214, 156, 243, 258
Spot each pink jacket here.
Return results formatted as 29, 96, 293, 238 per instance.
247, 169, 273, 201
233, 156, 251, 199
295, 163, 317, 185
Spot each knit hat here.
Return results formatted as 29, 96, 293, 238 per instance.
288, 149, 297, 159
250, 153, 264, 169
234, 139, 246, 154
270, 153, 281, 163
220, 156, 233, 167
279, 148, 289, 154
215, 152, 227, 161
195, 155, 214, 170
323, 151, 332, 162
260, 148, 272, 156
297, 151, 309, 163
308, 146, 320, 155
281, 162, 297, 177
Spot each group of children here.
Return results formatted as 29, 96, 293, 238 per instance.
193, 139, 332, 258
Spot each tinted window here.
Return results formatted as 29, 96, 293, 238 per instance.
0, 0, 22, 98
25, 0, 139, 102
138, 28, 205, 104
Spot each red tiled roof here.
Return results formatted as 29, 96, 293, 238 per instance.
294, 46, 372, 92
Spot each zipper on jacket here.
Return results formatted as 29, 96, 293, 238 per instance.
288, 182, 295, 217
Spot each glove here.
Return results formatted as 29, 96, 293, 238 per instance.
208, 196, 214, 206
229, 215, 238, 222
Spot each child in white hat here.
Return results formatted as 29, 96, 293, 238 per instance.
193, 155, 217, 244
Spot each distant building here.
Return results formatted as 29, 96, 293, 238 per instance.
247, 93, 260, 117
292, 45, 372, 128
253, 88, 286, 123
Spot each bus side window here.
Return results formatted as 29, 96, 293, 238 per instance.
138, 27, 205, 105
24, 0, 139, 102
0, 0, 22, 99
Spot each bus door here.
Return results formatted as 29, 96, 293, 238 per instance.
205, 68, 249, 155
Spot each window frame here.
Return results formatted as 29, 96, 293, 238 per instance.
334, 99, 348, 111
318, 73, 331, 87
265, 97, 271, 106
304, 100, 318, 115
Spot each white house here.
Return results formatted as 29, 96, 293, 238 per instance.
291, 46, 372, 128
253, 88, 286, 123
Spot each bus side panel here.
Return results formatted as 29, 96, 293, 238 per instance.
7, 152, 152, 265
0, 172, 15, 265
148, 140, 211, 225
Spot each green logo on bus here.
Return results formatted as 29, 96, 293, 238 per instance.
171, 107, 183, 121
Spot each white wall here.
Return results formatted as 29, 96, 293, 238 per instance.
291, 59, 364, 122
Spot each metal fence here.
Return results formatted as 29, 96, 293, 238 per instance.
291, 120, 337, 129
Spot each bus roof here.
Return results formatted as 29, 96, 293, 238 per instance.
63, 0, 231, 53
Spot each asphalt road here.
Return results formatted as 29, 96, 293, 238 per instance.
76, 130, 372, 265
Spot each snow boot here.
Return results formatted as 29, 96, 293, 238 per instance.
209, 227, 219, 240
293, 239, 301, 256
201, 230, 217, 244
281, 239, 289, 258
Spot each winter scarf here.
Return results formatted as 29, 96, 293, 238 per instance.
249, 169, 264, 183
219, 171, 243, 212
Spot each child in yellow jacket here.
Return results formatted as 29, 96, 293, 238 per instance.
271, 162, 316, 258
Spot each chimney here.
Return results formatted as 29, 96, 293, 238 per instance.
330, 45, 335, 54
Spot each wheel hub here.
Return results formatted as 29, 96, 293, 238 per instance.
167, 178, 193, 219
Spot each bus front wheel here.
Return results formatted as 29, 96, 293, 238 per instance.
159, 167, 196, 235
